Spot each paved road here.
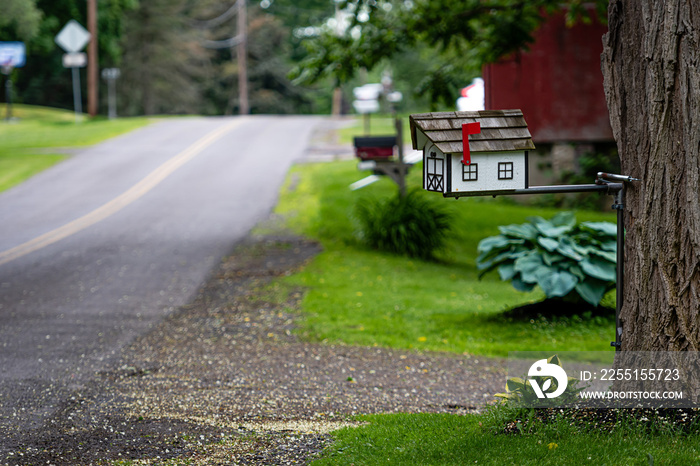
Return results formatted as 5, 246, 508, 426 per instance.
0, 115, 323, 436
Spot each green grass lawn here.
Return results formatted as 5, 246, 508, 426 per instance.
313, 412, 700, 465
267, 159, 617, 357
0, 104, 152, 192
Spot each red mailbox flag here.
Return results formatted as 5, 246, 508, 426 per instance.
462, 122, 481, 165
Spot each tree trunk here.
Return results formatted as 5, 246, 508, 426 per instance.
601, 0, 700, 351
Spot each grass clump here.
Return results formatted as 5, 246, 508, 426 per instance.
355, 189, 452, 260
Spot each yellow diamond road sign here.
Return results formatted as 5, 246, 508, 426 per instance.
55, 20, 91, 53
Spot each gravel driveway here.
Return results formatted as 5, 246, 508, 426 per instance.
2, 235, 506, 465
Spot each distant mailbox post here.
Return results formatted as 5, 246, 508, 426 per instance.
351, 131, 411, 196
410, 110, 535, 198
353, 135, 397, 161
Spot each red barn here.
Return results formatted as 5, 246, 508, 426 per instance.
483, 12, 613, 144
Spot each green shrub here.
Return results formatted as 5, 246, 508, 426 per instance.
354, 189, 452, 260
477, 212, 617, 306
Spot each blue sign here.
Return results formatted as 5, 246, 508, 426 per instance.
0, 42, 26, 68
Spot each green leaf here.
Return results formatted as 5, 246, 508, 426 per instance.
590, 248, 617, 263
512, 277, 536, 292
477, 235, 513, 254
566, 243, 594, 256
477, 250, 515, 272
569, 264, 586, 281
550, 211, 576, 228
478, 248, 530, 278
575, 278, 609, 306
581, 256, 617, 282
506, 377, 526, 392
514, 252, 543, 274
522, 264, 552, 284
581, 221, 617, 238
555, 237, 583, 261
537, 237, 559, 252
572, 241, 591, 256
530, 216, 574, 237
537, 270, 578, 298
498, 223, 539, 240
526, 216, 546, 225
548, 354, 562, 366
601, 240, 617, 252
515, 254, 550, 284
476, 245, 527, 264
498, 263, 517, 281
543, 251, 566, 266
580, 221, 617, 237
476, 249, 496, 265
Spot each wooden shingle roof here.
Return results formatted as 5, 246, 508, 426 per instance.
410, 109, 535, 154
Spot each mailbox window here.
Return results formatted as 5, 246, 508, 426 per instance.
426, 152, 444, 192
498, 162, 514, 180
462, 163, 478, 181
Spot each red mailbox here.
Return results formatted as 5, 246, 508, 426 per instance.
353, 136, 397, 160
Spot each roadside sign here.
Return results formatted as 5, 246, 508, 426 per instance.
0, 42, 26, 68
55, 20, 91, 53
101, 68, 121, 119
101, 68, 121, 80
62, 52, 87, 68
353, 83, 384, 115
55, 20, 91, 122
353, 83, 383, 101
353, 99, 380, 114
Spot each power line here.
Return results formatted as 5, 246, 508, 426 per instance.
202, 36, 244, 49
195, 0, 249, 115
191, 1, 239, 29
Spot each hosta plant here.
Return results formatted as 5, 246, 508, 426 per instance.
477, 212, 616, 306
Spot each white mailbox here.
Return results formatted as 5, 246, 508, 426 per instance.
410, 110, 535, 198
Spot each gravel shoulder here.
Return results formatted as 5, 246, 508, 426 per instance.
3, 236, 506, 465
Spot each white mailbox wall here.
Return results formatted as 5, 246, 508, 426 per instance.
448, 151, 528, 194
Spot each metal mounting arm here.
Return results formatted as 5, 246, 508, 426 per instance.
594, 173, 639, 352
596, 172, 640, 184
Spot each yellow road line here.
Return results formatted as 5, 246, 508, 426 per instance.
0, 118, 243, 267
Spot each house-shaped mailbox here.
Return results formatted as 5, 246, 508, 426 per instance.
410, 110, 535, 197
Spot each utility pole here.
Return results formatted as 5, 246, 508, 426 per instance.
331, 2, 342, 116
87, 0, 98, 117
237, 0, 249, 115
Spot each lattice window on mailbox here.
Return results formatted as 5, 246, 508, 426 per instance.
426, 152, 444, 192
498, 162, 514, 180
463, 163, 478, 182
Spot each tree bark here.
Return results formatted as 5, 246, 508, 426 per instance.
602, 0, 700, 351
